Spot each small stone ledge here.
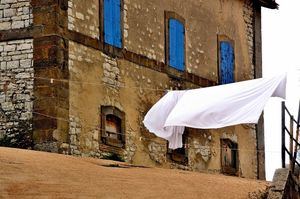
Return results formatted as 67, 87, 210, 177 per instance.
268, 168, 289, 199
0, 26, 43, 42
66, 30, 216, 88
267, 168, 299, 199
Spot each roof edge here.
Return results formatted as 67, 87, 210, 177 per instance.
256, 0, 279, 9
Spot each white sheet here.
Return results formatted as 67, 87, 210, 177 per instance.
143, 73, 287, 149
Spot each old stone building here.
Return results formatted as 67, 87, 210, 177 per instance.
0, 0, 277, 179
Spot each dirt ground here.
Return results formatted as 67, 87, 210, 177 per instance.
0, 147, 270, 199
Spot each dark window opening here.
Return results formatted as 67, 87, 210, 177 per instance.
101, 106, 125, 148
104, 114, 121, 139
221, 139, 238, 175
168, 132, 188, 165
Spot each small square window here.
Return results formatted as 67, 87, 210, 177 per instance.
221, 139, 238, 175
101, 106, 125, 148
168, 131, 188, 165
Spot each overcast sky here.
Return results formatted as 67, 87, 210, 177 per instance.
262, 0, 300, 181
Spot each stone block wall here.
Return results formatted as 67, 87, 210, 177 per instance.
0, 0, 32, 30
68, 41, 103, 156
68, 41, 137, 161
0, 39, 34, 147
268, 168, 300, 199
243, 0, 255, 79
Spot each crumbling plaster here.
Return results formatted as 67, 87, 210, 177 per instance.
68, 39, 258, 178
67, 0, 255, 82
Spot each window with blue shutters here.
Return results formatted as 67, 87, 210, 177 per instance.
168, 18, 185, 71
103, 0, 122, 48
219, 41, 234, 84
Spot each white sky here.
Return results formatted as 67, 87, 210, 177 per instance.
262, 0, 300, 181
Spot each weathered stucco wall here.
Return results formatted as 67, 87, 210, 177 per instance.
125, 0, 255, 81
0, 39, 34, 147
64, 0, 260, 179
67, 0, 255, 82
68, 0, 99, 39
126, 0, 255, 81
67, 41, 172, 165
0, 0, 33, 30
67, 41, 258, 178
188, 125, 258, 179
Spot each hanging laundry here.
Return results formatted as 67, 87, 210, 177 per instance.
143, 73, 287, 149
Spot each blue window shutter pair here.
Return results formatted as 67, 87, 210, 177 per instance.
169, 19, 185, 71
104, 0, 122, 48
220, 41, 234, 84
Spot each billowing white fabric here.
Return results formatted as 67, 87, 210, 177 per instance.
143, 74, 287, 149
142, 91, 186, 149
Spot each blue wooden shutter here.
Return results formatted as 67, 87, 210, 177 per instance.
104, 0, 122, 48
104, 0, 113, 45
113, 0, 121, 48
177, 20, 184, 70
220, 41, 234, 84
169, 19, 184, 71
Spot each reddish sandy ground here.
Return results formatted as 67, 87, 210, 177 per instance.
0, 147, 269, 199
